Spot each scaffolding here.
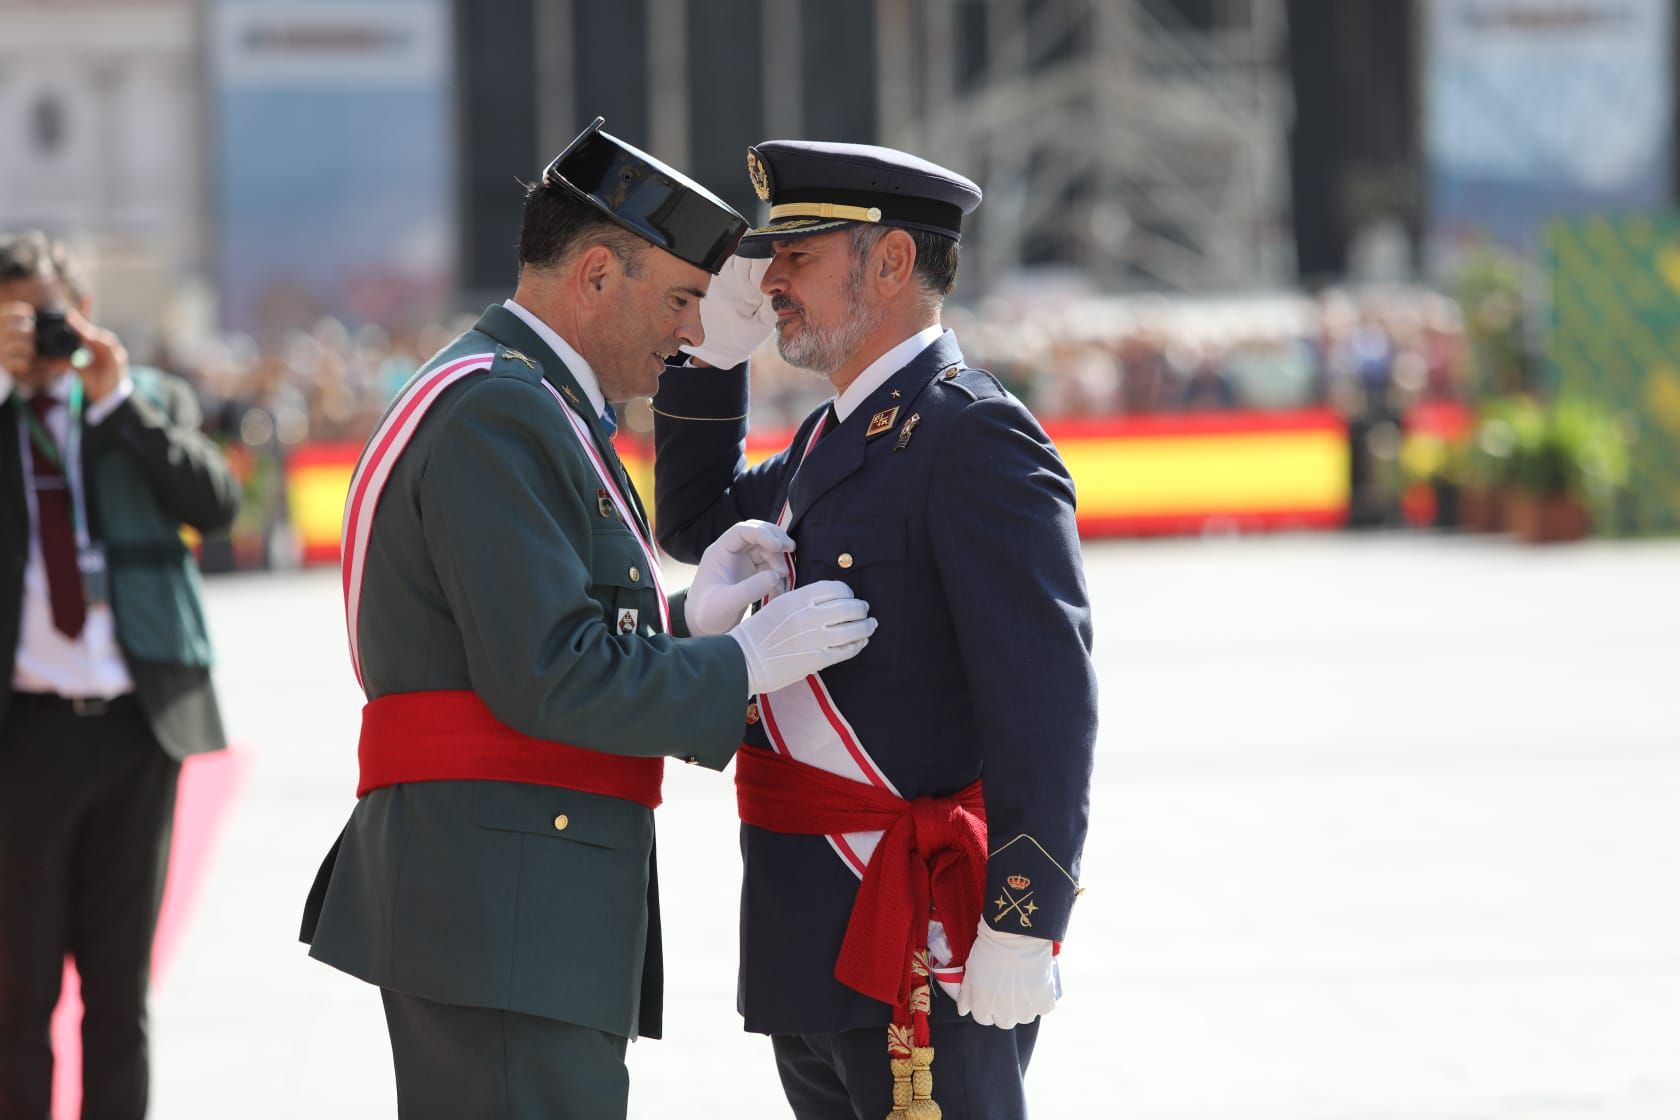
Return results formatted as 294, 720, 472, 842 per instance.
877, 0, 1294, 293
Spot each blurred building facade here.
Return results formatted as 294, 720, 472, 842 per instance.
0, 0, 1671, 340
0, 0, 206, 354
458, 0, 1300, 303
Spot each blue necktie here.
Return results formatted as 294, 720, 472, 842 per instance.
600, 404, 617, 438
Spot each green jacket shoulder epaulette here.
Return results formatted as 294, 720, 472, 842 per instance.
487, 344, 549, 385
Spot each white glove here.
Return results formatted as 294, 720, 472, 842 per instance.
683, 255, 776, 368
729, 580, 875, 696
685, 520, 795, 637
954, 922, 1059, 1029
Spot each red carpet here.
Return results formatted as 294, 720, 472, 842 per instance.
49, 748, 250, 1119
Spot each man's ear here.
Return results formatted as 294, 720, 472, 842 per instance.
873, 229, 917, 298
575, 244, 616, 300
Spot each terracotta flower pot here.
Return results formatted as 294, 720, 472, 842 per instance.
1505, 491, 1590, 543
1459, 485, 1505, 533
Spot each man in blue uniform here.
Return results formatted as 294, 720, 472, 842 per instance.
653, 142, 1098, 1119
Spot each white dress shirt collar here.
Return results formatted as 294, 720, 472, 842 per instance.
503, 299, 607, 420
0, 324, 75, 406
1, 353, 130, 424
832, 323, 946, 422
4, 372, 74, 408
10, 371, 130, 427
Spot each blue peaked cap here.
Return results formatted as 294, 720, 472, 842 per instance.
736, 140, 982, 258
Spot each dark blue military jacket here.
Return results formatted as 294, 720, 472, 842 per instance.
654, 330, 1097, 1035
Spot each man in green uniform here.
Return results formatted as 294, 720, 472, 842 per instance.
300, 119, 875, 1119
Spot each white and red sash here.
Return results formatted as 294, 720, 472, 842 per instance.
755, 411, 964, 985
535, 379, 672, 636
340, 350, 670, 688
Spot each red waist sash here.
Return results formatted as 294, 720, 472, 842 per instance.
734, 746, 986, 1011
357, 689, 664, 809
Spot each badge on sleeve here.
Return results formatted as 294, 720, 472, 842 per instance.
865, 406, 900, 440
994, 874, 1038, 929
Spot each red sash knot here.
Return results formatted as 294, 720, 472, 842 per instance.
735, 747, 986, 1019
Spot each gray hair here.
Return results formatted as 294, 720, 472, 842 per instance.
848, 224, 960, 307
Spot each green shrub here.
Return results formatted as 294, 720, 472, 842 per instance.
1504, 397, 1630, 501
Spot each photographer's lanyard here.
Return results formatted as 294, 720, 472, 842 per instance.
16, 380, 96, 559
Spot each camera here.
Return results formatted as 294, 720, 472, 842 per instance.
34, 308, 83, 360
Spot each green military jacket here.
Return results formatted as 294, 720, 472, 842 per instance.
0, 367, 237, 759
301, 304, 749, 1040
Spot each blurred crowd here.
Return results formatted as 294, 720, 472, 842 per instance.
135, 283, 1472, 565
154, 283, 1471, 454
750, 284, 1470, 429
150, 316, 473, 569
176, 316, 470, 450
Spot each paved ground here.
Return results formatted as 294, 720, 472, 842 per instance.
145, 535, 1680, 1118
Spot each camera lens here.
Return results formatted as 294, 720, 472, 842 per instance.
33, 309, 83, 361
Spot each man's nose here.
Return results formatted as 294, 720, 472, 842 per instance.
676, 304, 704, 349
761, 260, 787, 297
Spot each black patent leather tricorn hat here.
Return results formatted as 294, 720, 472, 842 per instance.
542, 117, 748, 274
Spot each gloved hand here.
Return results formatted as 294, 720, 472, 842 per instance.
685, 520, 795, 637
954, 922, 1059, 1029
729, 580, 875, 696
683, 255, 776, 368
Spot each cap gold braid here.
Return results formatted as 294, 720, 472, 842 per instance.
770, 201, 884, 224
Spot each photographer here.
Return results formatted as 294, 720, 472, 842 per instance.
0, 231, 238, 1120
